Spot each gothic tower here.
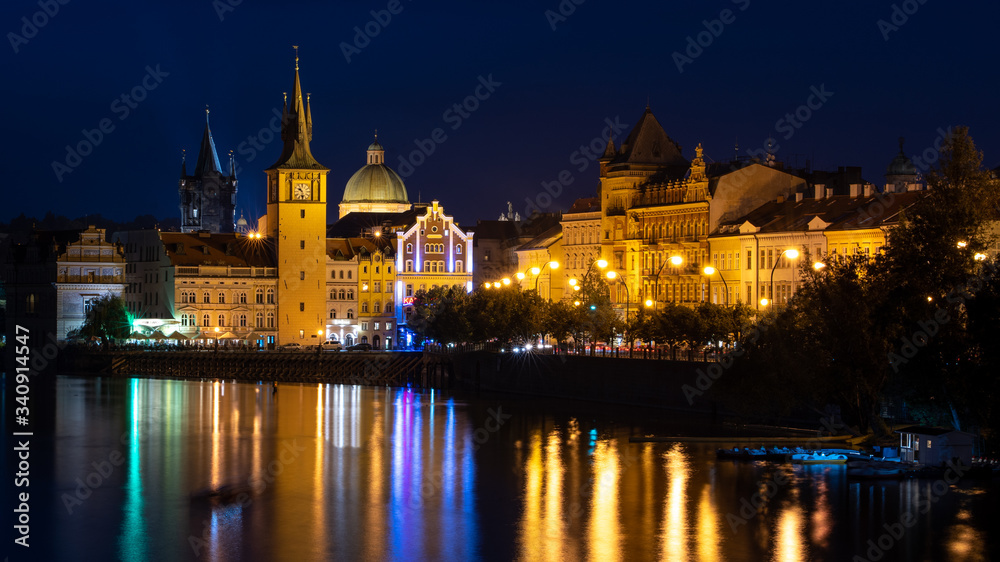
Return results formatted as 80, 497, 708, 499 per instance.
264, 48, 330, 345
178, 109, 237, 233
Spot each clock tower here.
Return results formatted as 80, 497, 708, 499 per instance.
265, 48, 329, 344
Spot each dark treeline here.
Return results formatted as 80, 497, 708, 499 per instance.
0, 212, 180, 235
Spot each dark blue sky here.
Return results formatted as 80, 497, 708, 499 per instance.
3, 0, 998, 227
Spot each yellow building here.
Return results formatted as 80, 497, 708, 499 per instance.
597, 106, 806, 312
356, 239, 397, 349
264, 52, 330, 345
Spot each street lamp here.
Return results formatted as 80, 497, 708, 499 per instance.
703, 265, 729, 305
502, 277, 511, 285
533, 260, 560, 299
766, 248, 799, 308
813, 261, 826, 270
647, 255, 684, 309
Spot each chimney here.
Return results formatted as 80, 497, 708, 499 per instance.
795, 192, 804, 202
849, 184, 862, 197
826, 187, 834, 199
776, 195, 785, 204
814, 184, 826, 199
863, 185, 873, 197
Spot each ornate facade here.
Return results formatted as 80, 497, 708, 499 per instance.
179, 110, 238, 233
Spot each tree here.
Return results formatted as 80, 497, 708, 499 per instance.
76, 294, 131, 346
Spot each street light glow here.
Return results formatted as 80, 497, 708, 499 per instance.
645, 299, 654, 307
786, 249, 800, 259
596, 259, 608, 269
548, 261, 560, 269
502, 277, 511, 285
606, 271, 617, 280
573, 285, 580, 291
957, 241, 968, 248
760, 298, 769, 306
974, 253, 987, 261
703, 266, 716, 275
516, 272, 525, 280
568, 278, 577, 286
574, 300, 581, 306
813, 261, 826, 270
670, 255, 683, 266
530, 266, 541, 275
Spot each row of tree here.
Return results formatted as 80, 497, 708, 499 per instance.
720, 127, 1000, 448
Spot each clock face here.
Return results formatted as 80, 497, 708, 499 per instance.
293, 183, 311, 200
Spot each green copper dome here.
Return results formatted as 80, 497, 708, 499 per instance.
343, 138, 409, 204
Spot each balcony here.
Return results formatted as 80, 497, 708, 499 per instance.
176, 266, 277, 278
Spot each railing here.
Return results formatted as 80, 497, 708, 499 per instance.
58, 274, 124, 283
176, 266, 277, 277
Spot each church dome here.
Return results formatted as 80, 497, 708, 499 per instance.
342, 137, 409, 204
886, 138, 918, 177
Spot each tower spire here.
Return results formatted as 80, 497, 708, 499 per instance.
180, 148, 187, 177
194, 108, 222, 175
267, 47, 327, 170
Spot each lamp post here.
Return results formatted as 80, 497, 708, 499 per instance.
606, 270, 632, 351
703, 266, 729, 305
765, 248, 799, 308
533, 260, 560, 300
648, 255, 683, 309
575, 258, 608, 305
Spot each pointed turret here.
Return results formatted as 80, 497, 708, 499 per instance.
269, 47, 327, 170
180, 149, 187, 178
306, 92, 313, 142
194, 108, 222, 176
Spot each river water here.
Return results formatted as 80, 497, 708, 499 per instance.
6, 376, 997, 561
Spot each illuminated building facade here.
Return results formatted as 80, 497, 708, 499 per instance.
339, 137, 411, 218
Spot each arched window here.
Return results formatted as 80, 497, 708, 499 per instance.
330, 309, 337, 319
202, 314, 210, 327
330, 291, 336, 300
362, 302, 369, 313
203, 292, 211, 304
239, 314, 247, 327
255, 287, 263, 304
339, 289, 346, 300
239, 292, 247, 304
218, 313, 226, 326
347, 309, 354, 319
348, 270, 352, 279
385, 300, 393, 312
360, 335, 368, 344
456, 261, 464, 273
406, 243, 412, 254
218, 292, 226, 304
456, 244, 462, 254
347, 290, 354, 300
256, 311, 263, 327
374, 302, 381, 313
266, 288, 275, 303
266, 311, 275, 328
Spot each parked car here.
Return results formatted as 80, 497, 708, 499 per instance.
321, 340, 343, 351
346, 343, 372, 351
279, 342, 303, 351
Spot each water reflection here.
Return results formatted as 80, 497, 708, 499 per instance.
39, 377, 997, 561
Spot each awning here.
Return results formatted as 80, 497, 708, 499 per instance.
127, 331, 148, 340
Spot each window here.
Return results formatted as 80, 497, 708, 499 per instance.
256, 311, 263, 327
406, 260, 413, 272
204, 292, 211, 304
299, 330, 305, 340
386, 300, 393, 312
267, 288, 275, 303
386, 282, 392, 293
203, 314, 210, 327
348, 270, 352, 279
300, 209, 305, 219
299, 302, 305, 312
363, 266, 368, 274
373, 281, 381, 292
406, 284, 413, 297
347, 309, 354, 319
239, 314, 247, 327
388, 266, 392, 274
267, 312, 275, 328
374, 322, 380, 330
362, 302, 369, 313
300, 240, 305, 249
330, 309, 337, 319
406, 243, 412, 254
255, 287, 264, 304
361, 322, 369, 331
339, 270, 344, 279
218, 313, 226, 326
239, 292, 247, 304
456, 244, 462, 254
386, 322, 392, 330
330, 291, 336, 300
300, 271, 305, 281
339, 289, 346, 300
374, 302, 381, 313
347, 290, 354, 299
218, 292, 226, 304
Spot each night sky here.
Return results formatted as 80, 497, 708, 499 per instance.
4, 0, 999, 228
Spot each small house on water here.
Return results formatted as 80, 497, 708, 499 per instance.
897, 426, 975, 466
